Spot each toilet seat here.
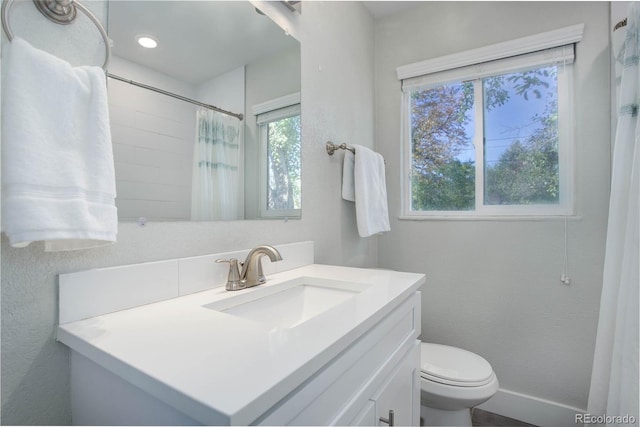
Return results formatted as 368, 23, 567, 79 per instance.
420, 343, 495, 387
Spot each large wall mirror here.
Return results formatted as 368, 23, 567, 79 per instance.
107, 1, 301, 222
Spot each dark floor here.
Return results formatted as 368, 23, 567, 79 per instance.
471, 409, 538, 427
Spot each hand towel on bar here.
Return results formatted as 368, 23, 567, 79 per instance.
1, 37, 117, 251
342, 149, 356, 202
353, 144, 390, 237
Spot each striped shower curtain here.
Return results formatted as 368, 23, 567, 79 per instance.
191, 108, 241, 221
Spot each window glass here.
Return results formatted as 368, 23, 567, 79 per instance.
410, 82, 476, 211
266, 115, 301, 211
405, 63, 569, 216
483, 67, 559, 206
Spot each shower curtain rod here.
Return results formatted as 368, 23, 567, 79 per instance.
107, 73, 244, 121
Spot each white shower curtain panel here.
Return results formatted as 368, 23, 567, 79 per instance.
191, 109, 241, 221
588, 3, 639, 426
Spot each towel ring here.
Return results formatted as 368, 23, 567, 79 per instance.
1, 0, 111, 70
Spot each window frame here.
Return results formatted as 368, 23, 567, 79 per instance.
254, 95, 301, 219
398, 26, 582, 219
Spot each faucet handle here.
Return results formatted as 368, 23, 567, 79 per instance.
215, 258, 244, 291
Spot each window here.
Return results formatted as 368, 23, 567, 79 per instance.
255, 98, 301, 218
398, 25, 582, 218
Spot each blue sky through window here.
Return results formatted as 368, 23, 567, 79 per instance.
456, 67, 558, 164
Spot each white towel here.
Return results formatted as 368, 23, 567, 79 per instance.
1, 37, 117, 251
342, 149, 356, 202
353, 144, 390, 237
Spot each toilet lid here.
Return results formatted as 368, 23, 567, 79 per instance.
420, 343, 494, 387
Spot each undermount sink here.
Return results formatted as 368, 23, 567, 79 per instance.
203, 277, 370, 329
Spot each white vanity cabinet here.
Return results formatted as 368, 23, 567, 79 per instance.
346, 342, 420, 426
58, 260, 425, 426
256, 291, 421, 426
69, 291, 421, 426
371, 341, 421, 426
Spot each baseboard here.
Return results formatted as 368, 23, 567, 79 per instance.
476, 388, 586, 427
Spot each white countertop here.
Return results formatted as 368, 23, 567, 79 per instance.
57, 264, 425, 425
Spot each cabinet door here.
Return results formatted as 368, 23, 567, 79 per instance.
372, 341, 420, 426
350, 401, 376, 426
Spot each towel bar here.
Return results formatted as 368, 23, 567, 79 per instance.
326, 141, 386, 165
1, 0, 111, 70
326, 141, 355, 156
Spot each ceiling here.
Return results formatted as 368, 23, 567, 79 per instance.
362, 1, 423, 19
107, 1, 299, 85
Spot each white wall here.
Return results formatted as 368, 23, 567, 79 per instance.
0, 1, 375, 424
109, 56, 196, 221
297, 2, 377, 266
374, 0, 610, 414
196, 65, 245, 114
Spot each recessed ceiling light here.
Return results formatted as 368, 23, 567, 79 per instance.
137, 36, 158, 49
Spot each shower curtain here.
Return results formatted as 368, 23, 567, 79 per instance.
587, 3, 639, 425
191, 108, 241, 221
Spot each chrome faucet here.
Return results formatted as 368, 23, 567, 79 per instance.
216, 245, 283, 291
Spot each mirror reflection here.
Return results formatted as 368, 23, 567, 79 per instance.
107, 1, 301, 221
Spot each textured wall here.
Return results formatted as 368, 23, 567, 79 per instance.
1, 1, 376, 424
374, 1, 609, 411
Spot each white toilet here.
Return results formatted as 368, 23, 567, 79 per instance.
420, 342, 499, 426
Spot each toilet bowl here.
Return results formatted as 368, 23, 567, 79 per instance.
420, 342, 498, 426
